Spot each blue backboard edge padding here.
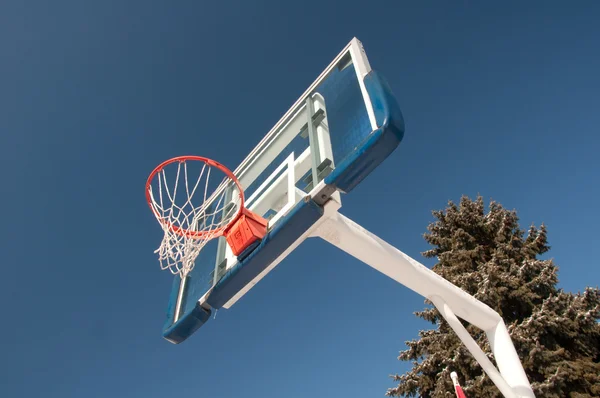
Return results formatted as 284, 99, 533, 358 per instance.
163, 301, 211, 344
163, 275, 181, 333
162, 198, 324, 343
324, 70, 404, 193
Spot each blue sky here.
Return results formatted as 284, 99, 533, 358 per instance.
2, 1, 599, 397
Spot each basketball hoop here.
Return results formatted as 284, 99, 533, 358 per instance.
146, 156, 267, 277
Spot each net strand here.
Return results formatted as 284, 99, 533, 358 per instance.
148, 160, 241, 277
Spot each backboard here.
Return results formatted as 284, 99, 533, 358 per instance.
159, 38, 404, 344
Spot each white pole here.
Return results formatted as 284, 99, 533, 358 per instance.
311, 203, 534, 398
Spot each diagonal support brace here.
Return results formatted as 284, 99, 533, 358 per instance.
311, 201, 534, 398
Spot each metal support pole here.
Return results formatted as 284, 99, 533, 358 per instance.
305, 95, 320, 188
311, 202, 534, 398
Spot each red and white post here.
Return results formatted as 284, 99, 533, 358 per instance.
451, 372, 467, 398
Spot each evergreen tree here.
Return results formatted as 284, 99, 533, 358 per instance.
387, 196, 600, 397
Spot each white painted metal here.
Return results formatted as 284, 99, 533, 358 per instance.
311, 201, 535, 398
310, 93, 335, 171
305, 96, 320, 185
431, 296, 519, 398
245, 152, 299, 227
348, 39, 377, 130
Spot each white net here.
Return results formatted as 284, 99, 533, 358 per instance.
147, 159, 242, 276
